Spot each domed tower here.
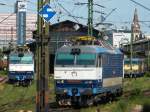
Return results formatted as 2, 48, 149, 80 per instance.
131, 8, 141, 41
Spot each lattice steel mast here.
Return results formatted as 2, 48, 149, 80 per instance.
88, 0, 93, 37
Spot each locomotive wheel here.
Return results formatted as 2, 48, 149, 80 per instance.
86, 99, 94, 106
81, 96, 94, 107
28, 80, 32, 86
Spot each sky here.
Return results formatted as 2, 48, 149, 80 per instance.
0, 0, 150, 34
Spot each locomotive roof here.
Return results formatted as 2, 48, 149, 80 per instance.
57, 45, 122, 54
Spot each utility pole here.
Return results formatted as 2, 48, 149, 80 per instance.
148, 39, 150, 71
88, 0, 93, 37
130, 24, 133, 78
36, 0, 50, 112
11, 27, 13, 44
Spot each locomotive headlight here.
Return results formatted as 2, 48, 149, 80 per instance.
85, 81, 92, 84
64, 89, 67, 93
56, 80, 64, 84
56, 80, 61, 84
61, 80, 64, 83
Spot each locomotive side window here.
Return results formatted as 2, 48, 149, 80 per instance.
102, 54, 108, 65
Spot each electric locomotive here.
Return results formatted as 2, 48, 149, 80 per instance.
54, 45, 124, 106
7, 0, 34, 86
8, 50, 34, 85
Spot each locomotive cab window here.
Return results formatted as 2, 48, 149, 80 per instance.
21, 56, 33, 64
55, 53, 74, 65
9, 54, 33, 64
76, 53, 96, 66
55, 53, 96, 66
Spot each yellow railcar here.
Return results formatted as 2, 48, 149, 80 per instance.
124, 58, 145, 78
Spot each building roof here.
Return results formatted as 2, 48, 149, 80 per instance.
50, 20, 99, 33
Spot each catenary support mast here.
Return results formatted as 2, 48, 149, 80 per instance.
36, 0, 50, 112
88, 0, 93, 37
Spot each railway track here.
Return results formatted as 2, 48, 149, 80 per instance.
0, 78, 149, 112
49, 107, 78, 112
123, 89, 150, 97
0, 89, 149, 112
48, 89, 150, 112
49, 102, 80, 112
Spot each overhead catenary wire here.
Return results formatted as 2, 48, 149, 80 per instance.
95, 8, 117, 26
56, 0, 76, 5
0, 13, 15, 24
74, 2, 105, 8
67, 15, 88, 20
53, 0, 116, 29
0, 2, 36, 12
57, 2, 80, 24
104, 20, 150, 24
27, 0, 37, 5
73, 1, 114, 27
129, 0, 150, 12
55, 0, 98, 24
93, 10, 106, 15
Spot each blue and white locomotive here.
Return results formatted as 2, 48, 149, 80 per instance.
8, 51, 34, 85
54, 45, 124, 106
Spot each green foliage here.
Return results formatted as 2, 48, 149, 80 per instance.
0, 82, 36, 112
0, 70, 7, 76
144, 71, 150, 77
0, 48, 4, 60
81, 77, 150, 112
0, 78, 55, 112
130, 88, 141, 96
112, 99, 128, 112
0, 77, 150, 112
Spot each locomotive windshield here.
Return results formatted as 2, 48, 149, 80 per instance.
55, 53, 96, 66
76, 54, 96, 65
56, 53, 74, 65
9, 54, 33, 64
